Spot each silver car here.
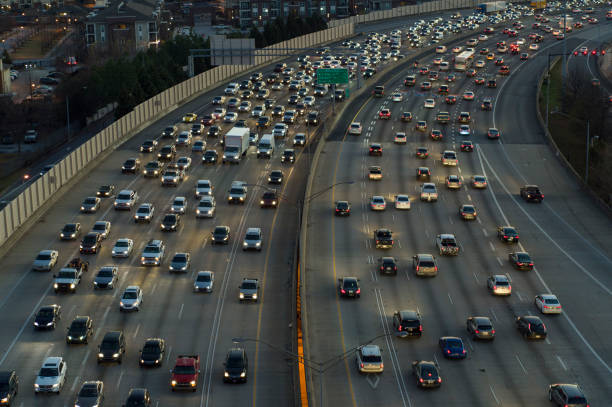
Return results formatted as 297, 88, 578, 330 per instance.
535, 294, 562, 314
242, 227, 263, 251
94, 266, 118, 289
487, 274, 512, 296
356, 345, 384, 373
80, 197, 101, 213
420, 183, 438, 202
171, 197, 187, 214
196, 196, 216, 218
111, 238, 134, 258
33, 250, 59, 271
169, 252, 191, 273
194, 271, 214, 292
91, 221, 111, 239
119, 286, 143, 311
195, 179, 213, 197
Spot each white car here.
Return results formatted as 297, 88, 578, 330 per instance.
176, 156, 192, 171
273, 123, 288, 138
487, 274, 512, 296
114, 189, 138, 210
171, 196, 187, 214
224, 112, 238, 123
424, 99, 435, 108
194, 271, 214, 292
32, 249, 59, 271
195, 179, 213, 197
452, 46, 463, 53
212, 107, 226, 118
535, 294, 562, 314
243, 227, 263, 251
394, 132, 407, 144
349, 122, 362, 135
303, 96, 316, 106
395, 195, 411, 210
529, 43, 539, 51
238, 101, 252, 112
392, 92, 403, 102
34, 357, 67, 393
196, 196, 216, 218
111, 238, 134, 258
176, 131, 192, 146
459, 125, 471, 136
252, 105, 266, 117
370, 196, 386, 211
120, 286, 143, 311
224, 83, 239, 95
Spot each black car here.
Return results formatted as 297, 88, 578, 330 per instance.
374, 229, 394, 249
223, 348, 248, 383
548, 384, 589, 407
369, 143, 382, 156
34, 304, 61, 330
487, 78, 497, 88
208, 125, 222, 137
140, 140, 157, 153
139, 338, 165, 367
40, 76, 59, 85
497, 226, 519, 243
162, 126, 177, 138
75, 381, 104, 407
281, 149, 295, 164
80, 232, 102, 254
335, 201, 351, 216
0, 371, 18, 405
60, 222, 81, 240
306, 111, 320, 125
338, 277, 360, 298
161, 213, 180, 232
203, 150, 218, 164
260, 191, 278, 208
264, 98, 276, 109
66, 315, 93, 344
520, 185, 544, 202
412, 360, 441, 388
122, 158, 140, 174
124, 388, 151, 406
460, 140, 474, 152
516, 316, 547, 339
96, 184, 115, 197
378, 257, 398, 275
157, 145, 176, 161
97, 331, 126, 363
393, 310, 422, 337
257, 116, 271, 128
268, 170, 283, 184
211, 226, 231, 245
334, 89, 345, 101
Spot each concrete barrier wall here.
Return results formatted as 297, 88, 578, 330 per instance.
0, 23, 356, 250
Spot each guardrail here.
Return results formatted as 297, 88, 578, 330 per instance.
0, 23, 354, 253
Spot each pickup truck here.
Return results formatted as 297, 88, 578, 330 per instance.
53, 266, 84, 293
170, 354, 200, 391
436, 234, 460, 255
520, 185, 544, 202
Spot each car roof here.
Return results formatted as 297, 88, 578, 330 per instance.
555, 384, 584, 396
73, 315, 90, 323
0, 371, 15, 381
246, 227, 261, 234
147, 239, 163, 246
399, 310, 419, 319
472, 316, 491, 324
125, 286, 140, 291
43, 356, 62, 366
103, 331, 122, 340
197, 270, 213, 277
360, 344, 381, 356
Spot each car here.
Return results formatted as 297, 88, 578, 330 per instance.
161, 169, 183, 187
459, 204, 477, 220
415, 121, 427, 131
466, 68, 477, 77
203, 150, 218, 164
369, 143, 382, 156
416, 167, 431, 181
169, 252, 191, 273
120, 286, 143, 311
134, 203, 155, 223
34, 357, 67, 393
66, 315, 93, 344
445, 95, 457, 104
80, 232, 102, 254
260, 191, 278, 208
139, 338, 165, 367
356, 345, 384, 374
338, 277, 360, 298
161, 213, 180, 231
460, 140, 474, 152
394, 194, 410, 210
80, 196, 101, 213
223, 347, 249, 383
124, 388, 152, 406
93, 265, 118, 290
273, 123, 288, 138
487, 78, 497, 88
462, 91, 475, 101
475, 77, 485, 85
122, 158, 142, 175
548, 384, 588, 407
368, 165, 383, 180
487, 274, 512, 295
438, 84, 449, 94
441, 150, 458, 166
378, 256, 398, 275
97, 331, 126, 363
436, 234, 459, 255
516, 315, 547, 339
421, 81, 432, 91
208, 125, 222, 137
74, 381, 104, 407
404, 75, 416, 86
497, 225, 519, 243
194, 270, 214, 293
335, 201, 351, 216
238, 101, 252, 112
394, 132, 407, 144
91, 221, 110, 239
195, 179, 213, 197
373, 228, 393, 249
183, 113, 197, 123
481, 98, 493, 110
439, 337, 467, 359
0, 371, 18, 405
281, 149, 296, 163
191, 124, 205, 136
420, 183, 438, 202
424, 99, 435, 108
416, 147, 428, 159
509, 251, 533, 271
529, 43, 539, 51
211, 225, 231, 244
34, 304, 61, 329
96, 184, 115, 197
196, 196, 216, 218
458, 125, 471, 137
487, 127, 500, 139
177, 156, 192, 171
446, 175, 461, 189
268, 170, 283, 184
378, 108, 391, 119
114, 189, 138, 210
243, 227, 263, 251
292, 133, 306, 147
412, 360, 441, 388
471, 175, 488, 188
466, 316, 495, 340
140, 240, 165, 266
143, 161, 163, 177
171, 197, 187, 214
32, 249, 59, 271
535, 294, 562, 314
224, 112, 238, 123
348, 122, 362, 135
436, 111, 450, 124
520, 52, 529, 60
400, 112, 413, 122
474, 60, 485, 68
239, 278, 259, 302
520, 185, 544, 202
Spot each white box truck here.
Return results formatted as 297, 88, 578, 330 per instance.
223, 127, 250, 164
257, 134, 275, 159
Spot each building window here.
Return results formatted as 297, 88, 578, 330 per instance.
148, 22, 156, 32
86, 24, 94, 34
240, 1, 249, 9
87, 34, 95, 44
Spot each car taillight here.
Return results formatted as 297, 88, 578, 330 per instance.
529, 263, 534, 266
341, 289, 346, 294
528, 323, 531, 330
419, 325, 423, 332
491, 330, 495, 334
415, 266, 419, 271
516, 236, 519, 239
504, 235, 508, 239
437, 378, 442, 383
356, 289, 361, 294
360, 363, 364, 368
543, 324, 546, 330
394, 266, 397, 270
336, 209, 339, 212
376, 240, 380, 244
475, 330, 480, 334
493, 286, 497, 290
419, 378, 424, 383
434, 266, 438, 271
380, 266, 384, 270
543, 305, 549, 309
398, 325, 402, 331
462, 350, 466, 354
446, 350, 451, 354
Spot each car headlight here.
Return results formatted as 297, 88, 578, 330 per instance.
161, 225, 166, 229
120, 301, 124, 306
46, 322, 53, 326
34, 384, 39, 388
257, 149, 261, 153
155, 257, 159, 261
272, 201, 277, 205
240, 372, 246, 377
113, 353, 120, 358
224, 372, 229, 377
79, 335, 85, 339
52, 383, 59, 388
140, 359, 145, 363
171, 380, 177, 386
252, 294, 258, 299
243, 242, 248, 247
240, 293, 245, 299
222, 155, 227, 159
54, 283, 58, 288
70, 283, 75, 288
256, 242, 261, 246
80, 206, 85, 210
71, 233, 76, 237
98, 353, 104, 357
34, 322, 39, 326
190, 380, 196, 386
260, 200, 264, 204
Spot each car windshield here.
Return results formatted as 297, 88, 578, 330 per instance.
78, 386, 98, 397
242, 282, 257, 289
64, 224, 77, 231
463, 207, 474, 213
117, 193, 131, 200
567, 396, 586, 404
93, 224, 106, 231
116, 241, 129, 248
101, 341, 117, 350
343, 280, 358, 289
163, 216, 176, 222
446, 339, 462, 348
246, 233, 260, 240
58, 271, 75, 278
230, 188, 245, 194
174, 365, 196, 374
173, 255, 187, 262
142, 344, 160, 354
143, 246, 159, 253
197, 274, 211, 282
226, 355, 244, 368
70, 321, 85, 330
98, 269, 114, 277
198, 182, 209, 188
214, 228, 227, 234
84, 198, 96, 204
421, 365, 438, 378
38, 309, 54, 317
420, 260, 435, 267
36, 253, 51, 260
199, 201, 212, 208
123, 291, 138, 299
39, 368, 59, 377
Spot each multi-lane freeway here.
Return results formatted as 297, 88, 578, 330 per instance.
304, 8, 612, 407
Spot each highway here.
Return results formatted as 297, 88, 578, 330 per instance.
304, 10, 612, 407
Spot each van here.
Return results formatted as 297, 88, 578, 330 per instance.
257, 134, 275, 158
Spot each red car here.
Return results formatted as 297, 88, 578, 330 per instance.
201, 115, 216, 126
499, 66, 510, 75
379, 109, 391, 119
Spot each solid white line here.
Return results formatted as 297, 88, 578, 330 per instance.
515, 354, 528, 375
556, 355, 568, 371
490, 385, 500, 405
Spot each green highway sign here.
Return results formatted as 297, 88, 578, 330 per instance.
316, 68, 349, 85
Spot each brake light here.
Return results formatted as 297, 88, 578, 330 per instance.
529, 263, 534, 266
504, 235, 508, 239
356, 289, 361, 294
528, 323, 531, 330
398, 325, 402, 331
446, 350, 451, 354
419, 325, 423, 332
394, 266, 397, 270
380, 363, 384, 369
341, 289, 346, 294
462, 350, 466, 354
380, 266, 384, 270
592, 50, 597, 55
491, 330, 495, 334
437, 378, 442, 383
434, 266, 438, 271
360, 363, 364, 368
543, 323, 546, 330
475, 330, 480, 334
493, 286, 497, 290
543, 305, 550, 309
415, 266, 419, 271
573, 51, 578, 56
419, 378, 424, 383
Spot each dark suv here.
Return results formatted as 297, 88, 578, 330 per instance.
335, 201, 351, 216
520, 185, 544, 202
157, 145, 176, 161
97, 331, 126, 363
66, 316, 93, 344
80, 232, 102, 254
374, 229, 393, 249
393, 310, 422, 337
306, 111, 320, 125
0, 370, 18, 405
223, 348, 248, 383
